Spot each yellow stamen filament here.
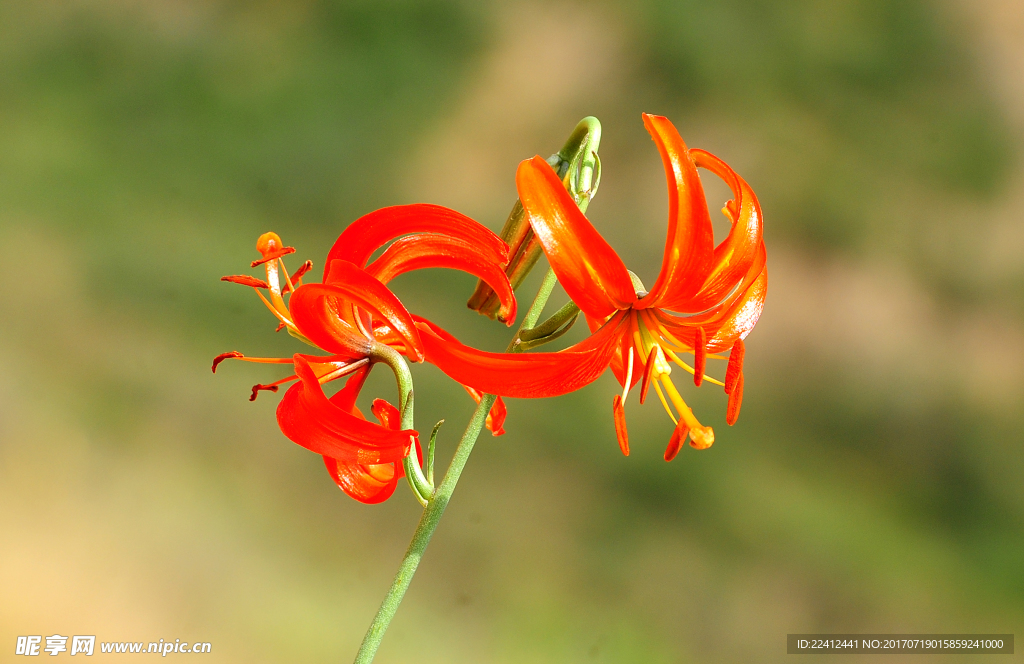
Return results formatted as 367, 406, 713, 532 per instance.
621, 346, 634, 402
662, 346, 725, 387
651, 379, 678, 425
255, 289, 295, 330
314, 357, 370, 384
279, 258, 296, 294
659, 375, 705, 433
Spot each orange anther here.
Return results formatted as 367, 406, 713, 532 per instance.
693, 326, 706, 387
725, 339, 744, 395
639, 346, 659, 405
664, 423, 689, 461
221, 275, 270, 289
212, 351, 243, 373
726, 373, 744, 425
249, 383, 281, 401
612, 394, 629, 456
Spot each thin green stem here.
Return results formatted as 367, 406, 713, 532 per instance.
353, 116, 601, 663
352, 269, 558, 664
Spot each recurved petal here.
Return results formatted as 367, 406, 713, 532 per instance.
276, 355, 414, 465
324, 204, 509, 273
516, 156, 636, 319
415, 312, 627, 398
291, 260, 424, 362
638, 114, 715, 309
660, 148, 763, 312
654, 263, 767, 353
324, 457, 401, 504
365, 234, 517, 325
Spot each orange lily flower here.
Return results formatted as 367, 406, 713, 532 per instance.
418, 114, 766, 459
214, 204, 515, 502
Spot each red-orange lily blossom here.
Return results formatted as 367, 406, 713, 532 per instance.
416, 114, 766, 459
213, 205, 515, 502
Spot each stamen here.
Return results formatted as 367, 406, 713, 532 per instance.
725, 340, 745, 395
639, 345, 671, 404
282, 260, 313, 293
651, 379, 678, 425
221, 275, 270, 289
662, 346, 724, 387
275, 322, 287, 332
726, 373, 744, 425
291, 259, 313, 283
249, 374, 298, 401
664, 423, 690, 461
212, 351, 293, 373
693, 326, 706, 387
212, 351, 243, 372
621, 346, 635, 402
251, 247, 296, 267
255, 288, 294, 329
660, 376, 710, 444
314, 357, 370, 385
280, 259, 296, 294
612, 394, 629, 456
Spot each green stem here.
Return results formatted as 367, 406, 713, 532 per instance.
354, 115, 601, 663
352, 269, 558, 664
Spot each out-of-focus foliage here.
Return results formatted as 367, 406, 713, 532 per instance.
1, 1, 1021, 662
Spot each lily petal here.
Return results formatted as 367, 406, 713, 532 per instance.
638, 113, 715, 309
276, 355, 415, 464
659, 148, 763, 312
290, 260, 425, 362
324, 204, 509, 274
366, 234, 517, 325
416, 312, 627, 398
516, 156, 636, 319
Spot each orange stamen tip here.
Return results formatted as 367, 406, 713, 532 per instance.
664, 423, 689, 461
612, 394, 629, 456
726, 373, 744, 425
639, 346, 659, 405
249, 383, 280, 401
221, 275, 271, 289
274, 321, 286, 332
251, 247, 295, 267
693, 327, 707, 387
212, 351, 243, 373
689, 426, 714, 450
290, 260, 313, 281
725, 339, 745, 395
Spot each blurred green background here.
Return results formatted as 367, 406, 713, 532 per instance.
2, 1, 1022, 662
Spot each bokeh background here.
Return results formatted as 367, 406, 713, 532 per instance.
2, 1, 1022, 662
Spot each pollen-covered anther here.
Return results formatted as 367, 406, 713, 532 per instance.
639, 344, 671, 405
212, 351, 243, 373
284, 260, 314, 290
724, 339, 745, 395
664, 422, 689, 461
726, 373, 744, 425
693, 326, 707, 387
612, 394, 629, 456
688, 425, 714, 450
221, 275, 271, 289
250, 383, 280, 401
